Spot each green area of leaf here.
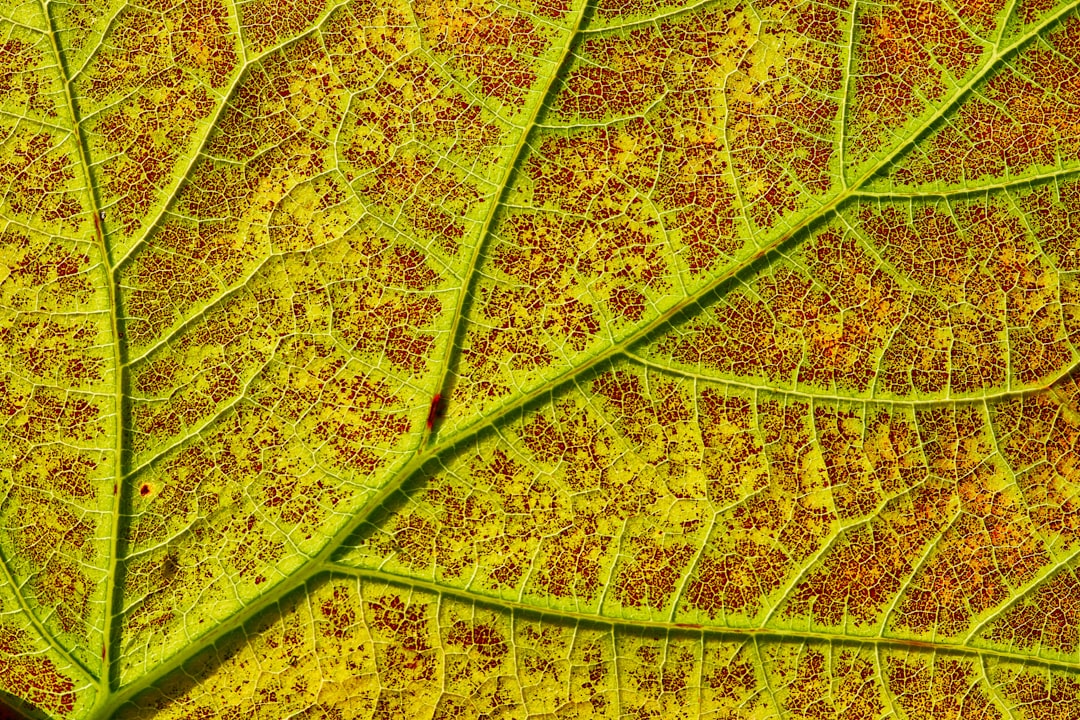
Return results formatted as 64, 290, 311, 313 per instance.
3, 0, 1080, 716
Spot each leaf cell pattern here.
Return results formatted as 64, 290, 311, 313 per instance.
1, 0, 1080, 716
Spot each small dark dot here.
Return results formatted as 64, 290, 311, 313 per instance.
140, 484, 151, 496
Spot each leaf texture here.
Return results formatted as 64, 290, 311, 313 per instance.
1, 0, 1080, 715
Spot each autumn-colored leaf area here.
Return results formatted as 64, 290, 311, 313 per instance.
2, 0, 1080, 714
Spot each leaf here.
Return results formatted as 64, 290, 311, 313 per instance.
2, 0, 1080, 715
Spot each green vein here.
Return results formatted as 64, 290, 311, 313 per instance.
853, 165, 1080, 199
0, 542, 98, 689
581, 0, 720, 34
39, 0, 124, 695
421, 0, 595, 449
623, 350, 1080, 407
332, 566, 1080, 676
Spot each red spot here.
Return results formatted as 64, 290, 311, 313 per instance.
139, 483, 151, 496
426, 393, 446, 431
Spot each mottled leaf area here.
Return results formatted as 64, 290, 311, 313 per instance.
2, 0, 1080, 715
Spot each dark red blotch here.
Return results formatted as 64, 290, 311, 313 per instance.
426, 393, 447, 431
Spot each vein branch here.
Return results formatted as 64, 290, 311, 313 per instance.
325, 565, 1080, 675
0, 542, 99, 687
624, 349, 1080, 407
421, 0, 595, 450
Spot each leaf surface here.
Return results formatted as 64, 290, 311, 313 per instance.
2, 0, 1080, 716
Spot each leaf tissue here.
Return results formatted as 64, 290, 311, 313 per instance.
2, 0, 1080, 716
